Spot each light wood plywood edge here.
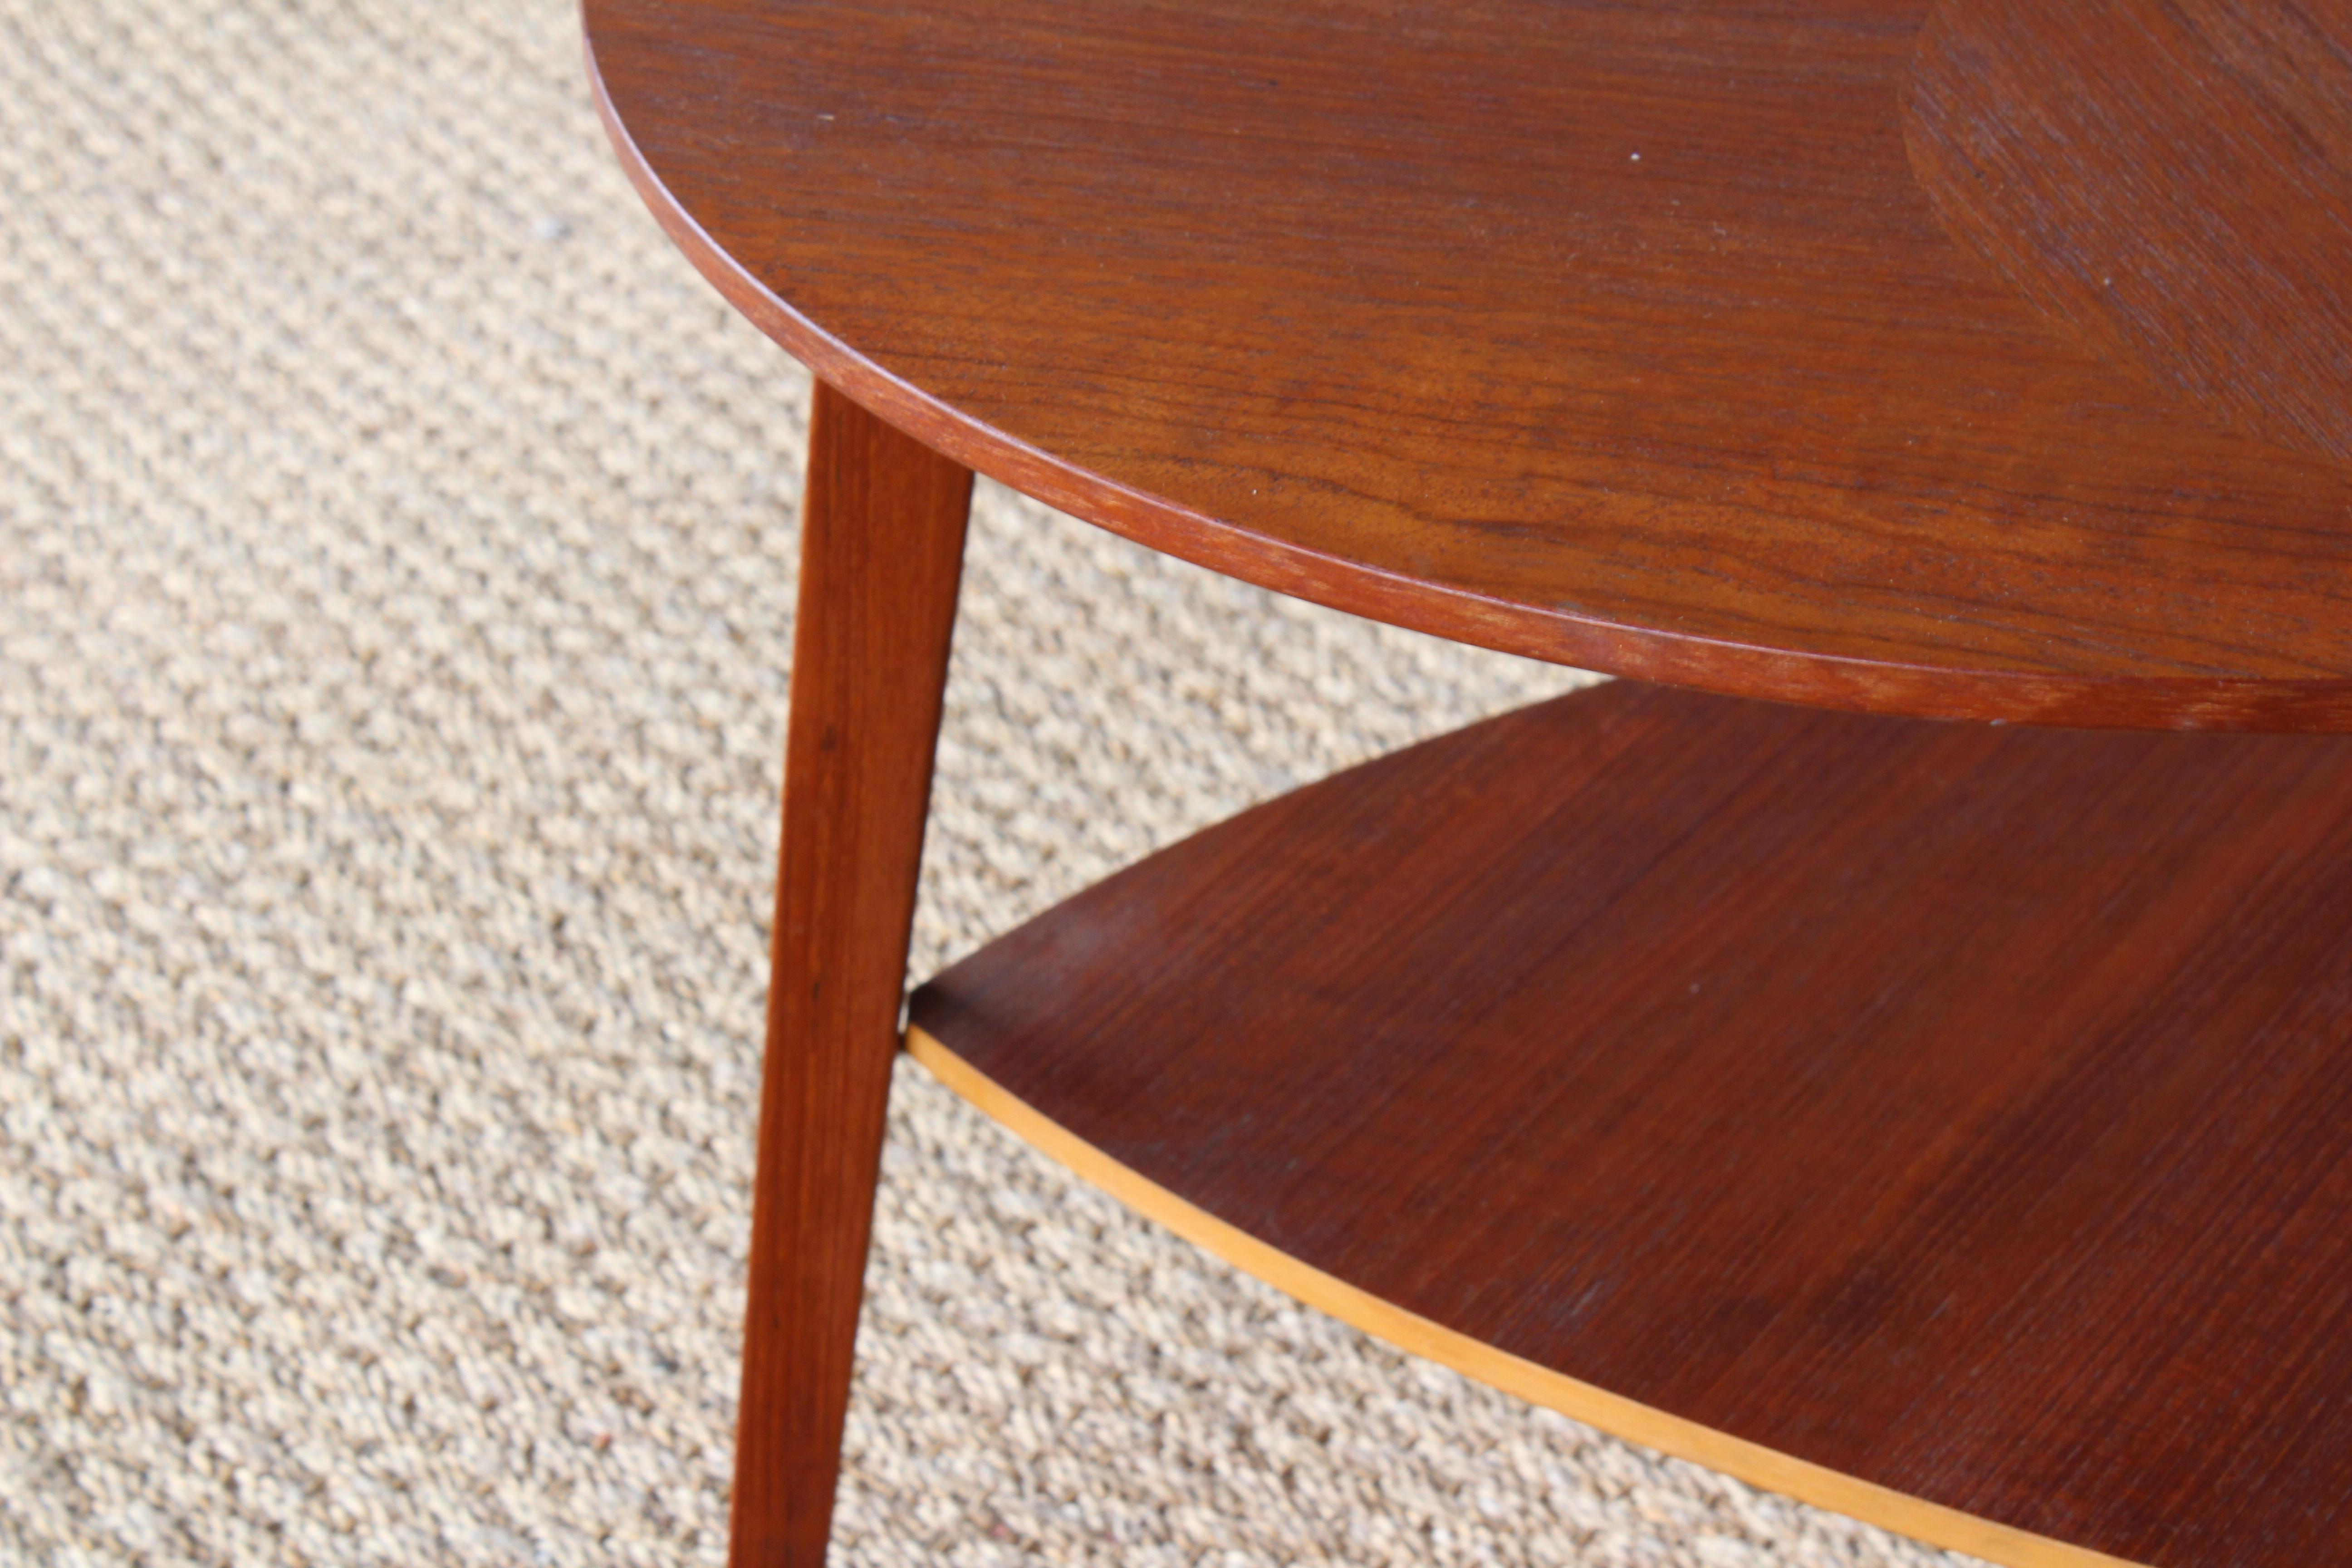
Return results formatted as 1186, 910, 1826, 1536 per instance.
903, 1025, 2145, 1568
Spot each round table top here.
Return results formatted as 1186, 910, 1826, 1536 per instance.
586, 0, 2352, 731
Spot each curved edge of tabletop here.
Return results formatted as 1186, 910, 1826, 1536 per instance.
580, 29, 2352, 735
904, 1025, 2146, 1568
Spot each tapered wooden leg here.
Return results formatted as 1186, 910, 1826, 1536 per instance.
729, 382, 973, 1567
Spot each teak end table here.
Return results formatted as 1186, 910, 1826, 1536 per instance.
584, 4, 2352, 1565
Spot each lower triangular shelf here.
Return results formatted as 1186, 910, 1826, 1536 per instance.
910, 682, 2352, 1568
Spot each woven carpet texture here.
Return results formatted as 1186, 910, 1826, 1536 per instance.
1, 4, 1986, 1566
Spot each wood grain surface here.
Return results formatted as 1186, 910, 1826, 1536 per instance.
1907, 0, 2352, 467
910, 681, 2352, 1568
587, 0, 2352, 730
903, 1033, 2138, 1568
733, 383, 970, 1567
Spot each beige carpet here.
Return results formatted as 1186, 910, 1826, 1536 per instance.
0, 4, 1986, 1565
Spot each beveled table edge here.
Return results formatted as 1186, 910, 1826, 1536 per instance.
581, 28, 2352, 734
905, 1025, 2143, 1568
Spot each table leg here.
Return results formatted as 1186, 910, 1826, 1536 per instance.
730, 381, 973, 1567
